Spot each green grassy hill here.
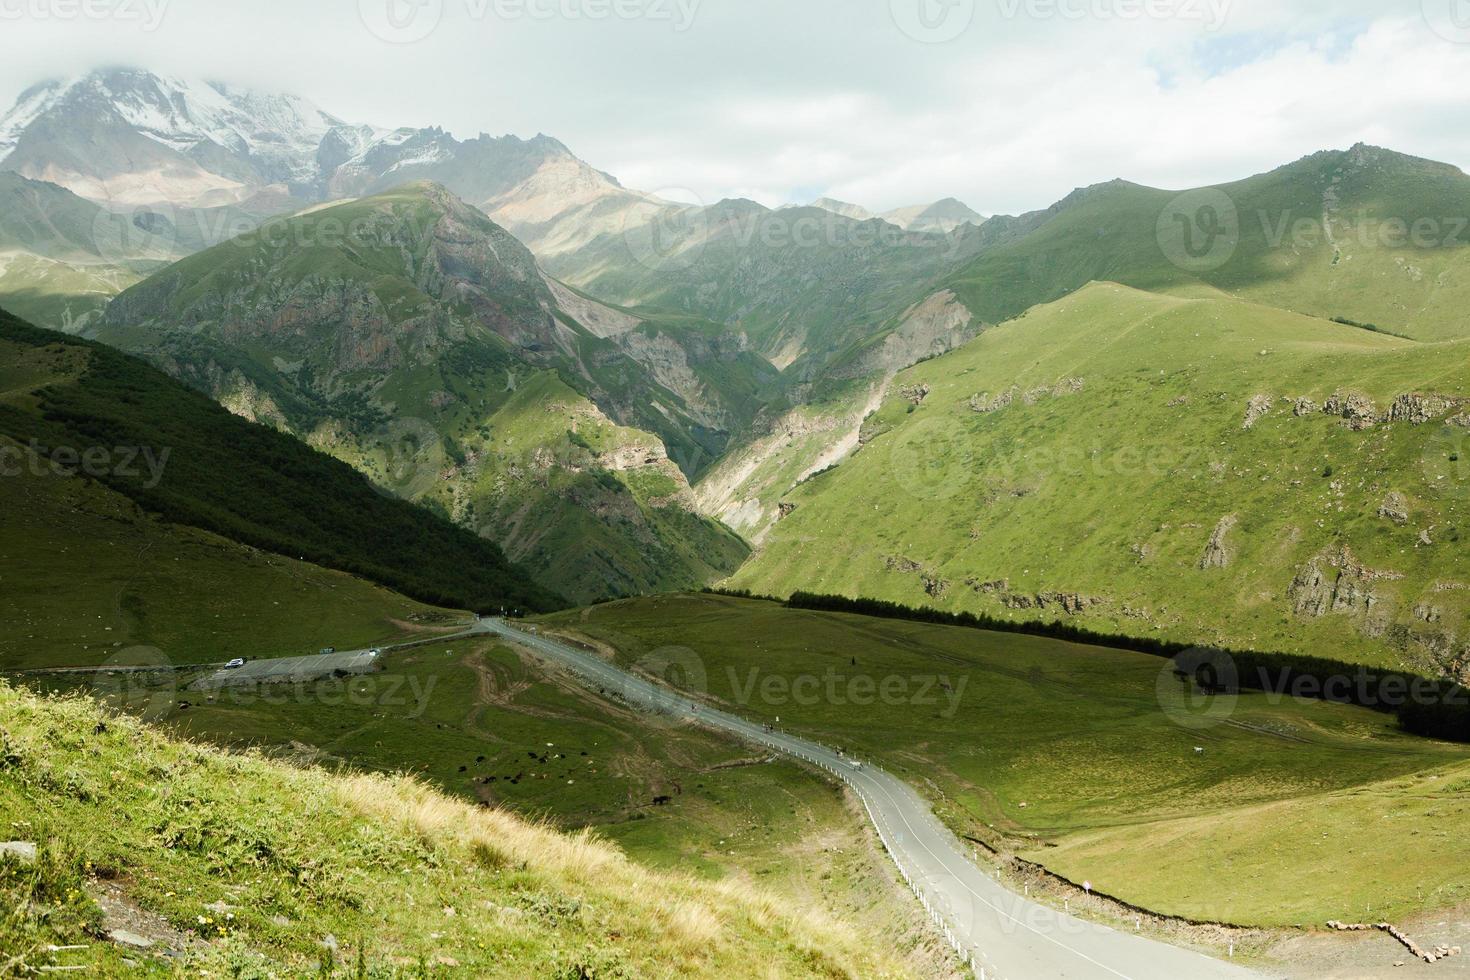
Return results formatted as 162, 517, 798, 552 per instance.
541, 594, 1470, 929
92, 183, 754, 602
730, 282, 1470, 673
942, 144, 1470, 344
0, 682, 916, 977
0, 307, 557, 616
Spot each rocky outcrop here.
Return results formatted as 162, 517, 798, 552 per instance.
1387, 393, 1459, 424
1378, 492, 1410, 525
1243, 395, 1274, 430
970, 389, 1015, 414
899, 383, 931, 406
999, 591, 1107, 615
1323, 391, 1379, 430
883, 555, 925, 575
970, 378, 1083, 414
1292, 397, 1317, 417
1289, 546, 1403, 619
1199, 515, 1238, 570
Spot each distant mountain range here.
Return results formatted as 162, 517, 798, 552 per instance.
805, 196, 986, 233
7, 66, 1470, 670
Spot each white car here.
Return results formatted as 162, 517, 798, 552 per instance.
225, 658, 246, 669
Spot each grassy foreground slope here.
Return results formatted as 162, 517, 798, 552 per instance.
0, 307, 558, 612
540, 594, 1470, 926
0, 683, 912, 977
109, 635, 952, 976
731, 282, 1470, 673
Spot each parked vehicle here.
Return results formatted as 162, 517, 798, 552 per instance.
320, 647, 336, 655
225, 658, 246, 669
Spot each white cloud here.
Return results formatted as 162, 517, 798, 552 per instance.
0, 0, 1465, 215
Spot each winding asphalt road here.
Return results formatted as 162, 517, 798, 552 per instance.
481, 618, 1268, 979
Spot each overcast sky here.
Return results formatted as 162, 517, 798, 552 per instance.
2, 0, 1468, 214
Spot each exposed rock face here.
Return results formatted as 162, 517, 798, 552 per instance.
1289, 546, 1404, 619
965, 577, 1009, 594
1379, 492, 1411, 525
1243, 395, 1274, 430
834, 290, 982, 381
1199, 515, 1238, 569
1387, 393, 1458, 424
1292, 397, 1318, 417
1323, 392, 1379, 430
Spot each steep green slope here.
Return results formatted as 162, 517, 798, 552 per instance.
731, 283, 1470, 673
92, 183, 754, 602
943, 144, 1470, 344
0, 683, 914, 977
0, 307, 557, 613
0, 432, 461, 671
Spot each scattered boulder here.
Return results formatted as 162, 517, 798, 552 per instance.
1293, 397, 1318, 417
1199, 515, 1238, 569
777, 502, 797, 519
108, 929, 154, 950
0, 841, 37, 864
